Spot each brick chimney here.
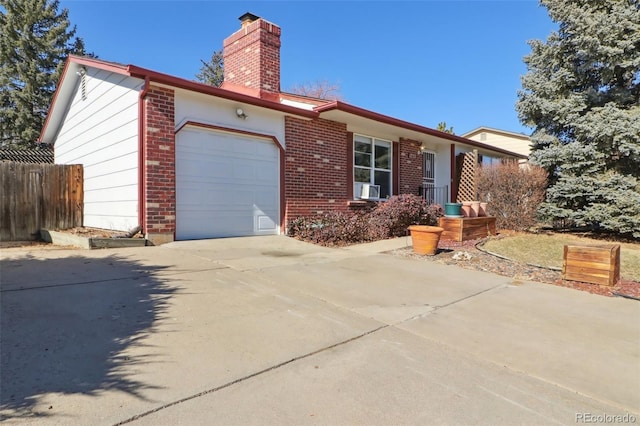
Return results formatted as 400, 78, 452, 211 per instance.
222, 12, 281, 101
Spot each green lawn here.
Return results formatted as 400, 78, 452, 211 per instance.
482, 233, 640, 282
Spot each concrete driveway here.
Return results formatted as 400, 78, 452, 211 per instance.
1, 236, 638, 425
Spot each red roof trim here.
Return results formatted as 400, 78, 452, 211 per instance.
69, 55, 130, 74
40, 55, 318, 141
38, 60, 71, 142
68, 55, 317, 117
124, 65, 317, 119
42, 56, 524, 160
315, 101, 527, 159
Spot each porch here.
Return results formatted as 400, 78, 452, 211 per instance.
419, 184, 449, 206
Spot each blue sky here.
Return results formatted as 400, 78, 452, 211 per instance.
60, 1, 557, 136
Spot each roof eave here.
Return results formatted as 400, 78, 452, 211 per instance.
41, 58, 524, 159
462, 126, 532, 140
126, 65, 318, 119
40, 56, 319, 143
38, 59, 72, 143
316, 101, 527, 159
39, 56, 133, 143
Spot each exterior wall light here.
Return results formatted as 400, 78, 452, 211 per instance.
236, 108, 248, 119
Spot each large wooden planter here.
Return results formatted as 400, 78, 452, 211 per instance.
563, 244, 620, 286
438, 217, 496, 242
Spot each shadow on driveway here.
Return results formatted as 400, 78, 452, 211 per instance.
0, 253, 177, 421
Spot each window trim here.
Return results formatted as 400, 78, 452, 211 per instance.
353, 134, 392, 200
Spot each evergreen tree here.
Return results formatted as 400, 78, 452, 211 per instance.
516, 0, 640, 238
0, 0, 88, 147
196, 49, 224, 87
436, 121, 455, 135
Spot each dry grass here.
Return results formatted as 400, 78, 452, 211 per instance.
483, 232, 640, 282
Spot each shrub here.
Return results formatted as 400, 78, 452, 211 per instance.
367, 194, 425, 239
288, 194, 444, 246
287, 211, 370, 246
476, 162, 547, 231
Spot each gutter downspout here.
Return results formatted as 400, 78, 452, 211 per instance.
138, 76, 150, 233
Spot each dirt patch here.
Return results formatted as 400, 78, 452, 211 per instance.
391, 236, 640, 300
1, 227, 144, 251
61, 227, 143, 239
0, 240, 57, 250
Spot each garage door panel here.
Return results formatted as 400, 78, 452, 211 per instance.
255, 165, 277, 181
178, 205, 278, 239
234, 163, 256, 180
234, 139, 257, 155
257, 214, 277, 232
178, 213, 253, 239
176, 128, 280, 240
254, 190, 277, 206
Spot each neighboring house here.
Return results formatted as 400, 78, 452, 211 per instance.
0, 146, 54, 164
39, 13, 525, 244
462, 127, 532, 163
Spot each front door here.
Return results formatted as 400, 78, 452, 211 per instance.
422, 151, 436, 203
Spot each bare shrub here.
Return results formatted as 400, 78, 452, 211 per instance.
368, 194, 443, 240
287, 211, 370, 246
476, 162, 547, 230
288, 194, 444, 246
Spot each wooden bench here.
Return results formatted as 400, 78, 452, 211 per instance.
438, 217, 496, 242
562, 244, 620, 286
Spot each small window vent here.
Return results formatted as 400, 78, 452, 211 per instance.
79, 67, 87, 101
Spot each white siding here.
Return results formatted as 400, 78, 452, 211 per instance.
433, 143, 450, 192
174, 89, 286, 147
418, 140, 452, 193
467, 132, 531, 157
54, 68, 142, 231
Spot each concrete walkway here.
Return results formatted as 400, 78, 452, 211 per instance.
1, 236, 638, 425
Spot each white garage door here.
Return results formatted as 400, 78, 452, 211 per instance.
176, 127, 280, 240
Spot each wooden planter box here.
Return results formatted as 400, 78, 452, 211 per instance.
562, 244, 620, 286
438, 217, 496, 242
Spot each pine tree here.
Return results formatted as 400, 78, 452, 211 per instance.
436, 121, 455, 135
516, 0, 640, 238
0, 0, 88, 147
196, 49, 224, 87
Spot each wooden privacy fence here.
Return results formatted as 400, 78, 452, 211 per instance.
1, 163, 83, 241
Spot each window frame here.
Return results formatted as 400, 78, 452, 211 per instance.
353, 134, 393, 200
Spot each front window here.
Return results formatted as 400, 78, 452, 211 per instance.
354, 135, 391, 198
480, 154, 501, 167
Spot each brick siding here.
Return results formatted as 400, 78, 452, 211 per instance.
144, 86, 175, 239
284, 116, 352, 224
399, 137, 423, 195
